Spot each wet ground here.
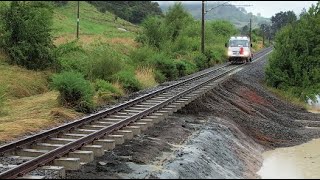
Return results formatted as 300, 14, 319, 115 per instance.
67, 52, 320, 179
258, 138, 320, 179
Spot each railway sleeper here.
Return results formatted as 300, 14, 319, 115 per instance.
82, 125, 107, 130
137, 119, 154, 127
16, 149, 48, 157
53, 157, 81, 171
130, 122, 148, 131
46, 138, 76, 145
151, 96, 171, 101
145, 99, 165, 103
108, 115, 133, 119
127, 107, 147, 111
91, 121, 114, 126
121, 126, 141, 136
32, 143, 63, 151
59, 133, 86, 139
16, 147, 94, 164
101, 118, 122, 122
122, 109, 142, 113
71, 129, 96, 135
104, 135, 125, 145
116, 112, 137, 116
80, 145, 105, 157
68, 150, 94, 163
112, 130, 134, 140
135, 104, 154, 108
93, 139, 115, 151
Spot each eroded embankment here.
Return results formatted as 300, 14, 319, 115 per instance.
66, 54, 320, 179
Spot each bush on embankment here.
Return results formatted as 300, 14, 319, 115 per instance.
265, 2, 320, 101
50, 71, 94, 113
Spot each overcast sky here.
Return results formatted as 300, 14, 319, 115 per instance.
156, 1, 318, 18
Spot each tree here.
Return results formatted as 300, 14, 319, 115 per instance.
259, 23, 271, 45
299, 8, 307, 18
52, 1, 68, 6
164, 2, 194, 41
266, 2, 320, 100
0, 1, 55, 70
270, 11, 297, 38
87, 1, 163, 24
241, 25, 249, 36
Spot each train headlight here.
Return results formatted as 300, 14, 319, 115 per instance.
227, 50, 232, 56
243, 51, 249, 56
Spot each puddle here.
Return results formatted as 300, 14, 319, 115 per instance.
257, 138, 320, 179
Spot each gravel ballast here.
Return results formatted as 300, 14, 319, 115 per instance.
65, 51, 320, 179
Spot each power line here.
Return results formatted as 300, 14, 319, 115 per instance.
201, 1, 253, 54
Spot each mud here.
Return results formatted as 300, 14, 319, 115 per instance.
66, 52, 320, 179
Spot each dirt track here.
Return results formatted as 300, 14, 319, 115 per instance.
66, 52, 320, 179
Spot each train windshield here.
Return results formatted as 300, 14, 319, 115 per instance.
229, 40, 249, 47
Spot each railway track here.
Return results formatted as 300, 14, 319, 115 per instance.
0, 47, 273, 179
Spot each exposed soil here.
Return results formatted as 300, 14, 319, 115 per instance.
66, 52, 320, 179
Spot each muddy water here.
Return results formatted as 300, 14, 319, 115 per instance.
257, 138, 320, 179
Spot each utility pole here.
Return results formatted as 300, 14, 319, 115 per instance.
262, 31, 265, 46
201, 1, 205, 54
249, 18, 252, 42
202, 2, 252, 54
76, 1, 80, 39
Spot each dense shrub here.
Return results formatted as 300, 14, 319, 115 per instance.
164, 2, 194, 41
51, 71, 94, 112
1, 1, 55, 70
94, 79, 123, 102
151, 53, 178, 81
89, 51, 123, 81
193, 52, 208, 70
112, 71, 142, 92
94, 79, 122, 97
182, 59, 198, 75
174, 60, 187, 77
54, 41, 85, 71
139, 16, 166, 48
58, 44, 124, 81
154, 70, 166, 83
265, 2, 320, 100
206, 46, 227, 65
129, 46, 155, 66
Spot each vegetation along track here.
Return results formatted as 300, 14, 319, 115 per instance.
0, 47, 272, 179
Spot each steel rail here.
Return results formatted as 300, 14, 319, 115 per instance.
0, 47, 273, 179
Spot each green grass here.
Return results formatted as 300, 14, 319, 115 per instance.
52, 1, 139, 39
0, 55, 49, 99
0, 1, 146, 140
264, 83, 308, 109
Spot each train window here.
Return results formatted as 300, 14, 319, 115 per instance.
229, 40, 249, 47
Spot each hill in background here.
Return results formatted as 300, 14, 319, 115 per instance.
159, 2, 270, 29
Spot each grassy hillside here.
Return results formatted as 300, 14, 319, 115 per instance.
52, 1, 139, 39
0, 1, 143, 141
0, 1, 267, 142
